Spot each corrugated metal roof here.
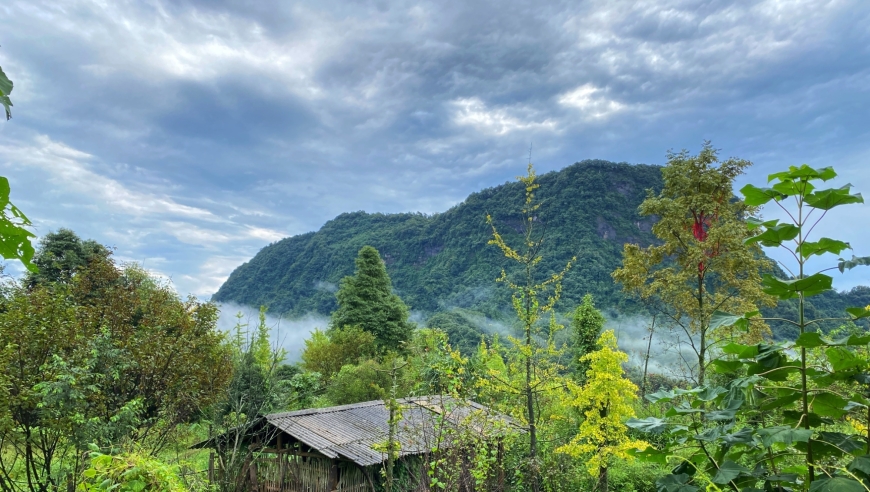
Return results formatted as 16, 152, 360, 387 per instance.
264, 396, 516, 467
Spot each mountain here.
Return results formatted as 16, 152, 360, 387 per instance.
213, 160, 870, 338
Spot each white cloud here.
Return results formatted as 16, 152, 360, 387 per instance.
558, 83, 625, 118
451, 98, 558, 135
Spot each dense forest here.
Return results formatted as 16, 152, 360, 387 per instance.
214, 160, 870, 340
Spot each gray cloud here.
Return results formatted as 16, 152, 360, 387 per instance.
0, 0, 868, 296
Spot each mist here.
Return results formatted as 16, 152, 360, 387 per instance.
215, 302, 330, 363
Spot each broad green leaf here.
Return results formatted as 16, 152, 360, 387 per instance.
721, 427, 754, 446
656, 473, 699, 492
745, 223, 800, 247
773, 179, 815, 197
722, 343, 759, 358
840, 255, 870, 273
696, 386, 728, 401
760, 393, 801, 411
626, 417, 668, 434
645, 389, 677, 403
796, 238, 851, 259
756, 426, 813, 447
627, 446, 668, 464
847, 455, 870, 475
711, 359, 743, 373
762, 273, 833, 299
710, 310, 750, 330
712, 460, 749, 484
795, 332, 825, 348
741, 184, 786, 206
746, 217, 779, 231
815, 431, 865, 454
782, 411, 832, 427
846, 307, 870, 320
768, 165, 836, 183
805, 185, 864, 210
826, 347, 863, 372
812, 391, 849, 418
0, 65, 12, 120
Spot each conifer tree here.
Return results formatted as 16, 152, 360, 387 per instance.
571, 293, 605, 383
331, 246, 413, 351
558, 330, 648, 492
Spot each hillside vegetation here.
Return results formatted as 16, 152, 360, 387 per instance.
214, 160, 868, 338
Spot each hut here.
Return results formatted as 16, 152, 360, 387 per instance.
195, 396, 518, 492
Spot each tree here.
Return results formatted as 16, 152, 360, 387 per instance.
571, 293, 605, 382
300, 325, 377, 382
612, 143, 775, 385
626, 165, 870, 492
331, 245, 413, 351
0, 249, 232, 492
558, 330, 648, 492
27, 228, 111, 287
486, 162, 574, 492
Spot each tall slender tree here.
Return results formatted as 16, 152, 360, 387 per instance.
612, 143, 774, 385
486, 163, 574, 492
331, 245, 413, 351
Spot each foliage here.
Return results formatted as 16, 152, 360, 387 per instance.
78, 448, 187, 492
0, 177, 37, 273
331, 245, 414, 351
613, 143, 776, 384
627, 164, 870, 491
325, 359, 394, 405
484, 162, 574, 492
301, 325, 377, 381
570, 293, 606, 382
558, 331, 648, 491
425, 310, 488, 356
0, 240, 232, 491
214, 160, 665, 318
0, 64, 12, 120
27, 229, 110, 287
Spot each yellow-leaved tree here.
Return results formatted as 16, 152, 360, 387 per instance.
557, 330, 648, 492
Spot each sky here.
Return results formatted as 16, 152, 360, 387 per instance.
1, 0, 869, 301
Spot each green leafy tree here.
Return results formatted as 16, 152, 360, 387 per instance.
27, 228, 111, 287
331, 245, 414, 351
571, 293, 606, 382
301, 325, 377, 381
325, 359, 393, 405
78, 448, 187, 492
558, 330, 648, 492
627, 165, 870, 492
485, 162, 574, 492
613, 143, 775, 385
0, 247, 232, 492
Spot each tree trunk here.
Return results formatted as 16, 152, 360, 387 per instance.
598, 465, 608, 492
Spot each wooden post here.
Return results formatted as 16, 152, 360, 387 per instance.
248, 457, 259, 492
208, 452, 214, 484
328, 459, 339, 491
277, 434, 287, 488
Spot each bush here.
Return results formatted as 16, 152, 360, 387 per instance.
79, 448, 187, 492
326, 360, 392, 405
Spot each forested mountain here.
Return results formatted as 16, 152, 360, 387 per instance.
213, 160, 869, 337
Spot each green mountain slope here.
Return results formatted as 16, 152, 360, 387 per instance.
213, 160, 869, 338
215, 160, 662, 317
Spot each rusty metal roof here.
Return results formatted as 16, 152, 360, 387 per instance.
263, 396, 516, 467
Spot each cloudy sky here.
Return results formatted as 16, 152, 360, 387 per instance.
1, 0, 869, 298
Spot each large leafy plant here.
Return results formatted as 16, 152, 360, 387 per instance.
627, 165, 870, 491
